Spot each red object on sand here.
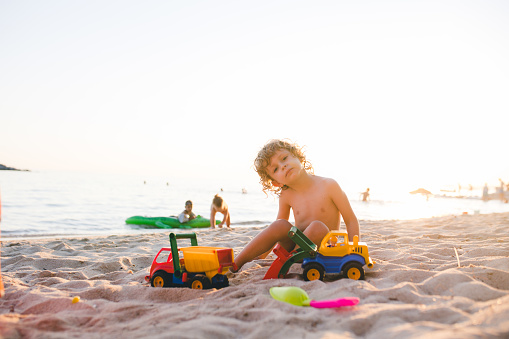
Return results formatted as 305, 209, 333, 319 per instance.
0, 188, 4, 297
263, 244, 295, 280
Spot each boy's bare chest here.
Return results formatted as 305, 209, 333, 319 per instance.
286, 188, 338, 226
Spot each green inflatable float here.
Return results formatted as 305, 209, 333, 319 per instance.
125, 215, 218, 229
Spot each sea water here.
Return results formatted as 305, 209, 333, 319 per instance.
1, 170, 508, 239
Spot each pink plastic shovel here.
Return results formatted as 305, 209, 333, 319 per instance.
270, 286, 359, 308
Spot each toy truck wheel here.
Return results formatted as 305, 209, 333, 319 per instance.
220, 276, 229, 288
190, 275, 211, 290
151, 271, 173, 287
212, 275, 229, 289
342, 262, 365, 280
303, 263, 325, 281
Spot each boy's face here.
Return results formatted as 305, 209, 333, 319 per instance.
266, 149, 302, 187
185, 203, 193, 212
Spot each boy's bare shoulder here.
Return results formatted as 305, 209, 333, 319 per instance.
314, 175, 340, 186
314, 176, 344, 195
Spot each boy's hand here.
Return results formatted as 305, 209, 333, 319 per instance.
229, 262, 239, 273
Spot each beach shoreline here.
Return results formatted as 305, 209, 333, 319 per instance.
1, 212, 508, 338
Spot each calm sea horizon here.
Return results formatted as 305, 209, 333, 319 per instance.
1, 170, 508, 239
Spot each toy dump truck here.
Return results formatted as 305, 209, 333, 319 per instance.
264, 226, 374, 281
145, 233, 234, 289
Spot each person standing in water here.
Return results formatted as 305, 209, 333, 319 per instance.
361, 188, 370, 202
482, 183, 489, 201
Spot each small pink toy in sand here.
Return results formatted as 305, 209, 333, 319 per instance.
270, 286, 359, 308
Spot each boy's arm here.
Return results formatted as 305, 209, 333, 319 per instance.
220, 207, 229, 226
276, 194, 291, 220
330, 180, 360, 241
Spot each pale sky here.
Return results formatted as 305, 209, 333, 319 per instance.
1, 1, 508, 193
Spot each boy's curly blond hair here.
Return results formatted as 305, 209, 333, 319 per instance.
254, 139, 314, 195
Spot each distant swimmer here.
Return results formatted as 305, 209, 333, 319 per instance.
360, 188, 370, 202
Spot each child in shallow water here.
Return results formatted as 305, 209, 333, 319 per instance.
210, 194, 230, 228
232, 139, 360, 272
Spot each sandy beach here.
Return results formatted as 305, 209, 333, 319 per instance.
1, 212, 508, 338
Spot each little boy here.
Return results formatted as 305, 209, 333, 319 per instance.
210, 194, 231, 228
178, 200, 196, 223
233, 139, 360, 271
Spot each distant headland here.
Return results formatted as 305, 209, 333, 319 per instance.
0, 164, 30, 171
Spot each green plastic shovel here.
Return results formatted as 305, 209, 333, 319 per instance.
269, 286, 359, 308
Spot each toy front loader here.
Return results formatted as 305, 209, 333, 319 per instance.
264, 226, 375, 281
263, 226, 317, 279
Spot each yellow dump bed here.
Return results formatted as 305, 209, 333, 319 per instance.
180, 246, 234, 278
